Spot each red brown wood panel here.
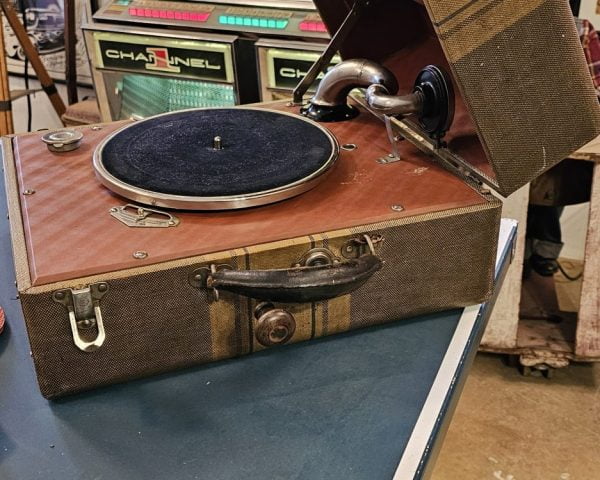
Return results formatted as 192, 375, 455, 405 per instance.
12, 104, 488, 286
314, 0, 426, 62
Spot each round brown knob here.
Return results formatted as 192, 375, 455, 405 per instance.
254, 303, 296, 347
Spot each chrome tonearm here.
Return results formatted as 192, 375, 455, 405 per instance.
302, 59, 455, 144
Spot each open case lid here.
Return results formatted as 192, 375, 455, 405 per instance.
312, 0, 600, 197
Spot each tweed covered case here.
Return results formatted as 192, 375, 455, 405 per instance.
5, 0, 600, 398
3, 107, 501, 398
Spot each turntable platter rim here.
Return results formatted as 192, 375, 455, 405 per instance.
92, 107, 339, 210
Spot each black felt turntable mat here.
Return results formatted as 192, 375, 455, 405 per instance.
100, 109, 336, 197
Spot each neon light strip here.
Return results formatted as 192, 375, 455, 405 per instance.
129, 8, 210, 21
299, 21, 327, 32
218, 15, 287, 29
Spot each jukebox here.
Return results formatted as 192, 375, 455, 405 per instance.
83, 25, 251, 121
85, 1, 331, 120
256, 38, 339, 101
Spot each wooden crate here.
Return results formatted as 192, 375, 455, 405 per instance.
481, 136, 600, 371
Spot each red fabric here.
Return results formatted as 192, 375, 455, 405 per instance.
580, 19, 600, 99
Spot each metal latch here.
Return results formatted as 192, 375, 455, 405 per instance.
52, 282, 109, 352
110, 204, 180, 228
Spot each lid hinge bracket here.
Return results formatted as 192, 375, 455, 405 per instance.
350, 92, 497, 193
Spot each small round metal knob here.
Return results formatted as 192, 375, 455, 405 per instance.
297, 247, 336, 267
254, 302, 296, 347
41, 129, 83, 152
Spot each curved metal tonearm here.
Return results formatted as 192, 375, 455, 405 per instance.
365, 83, 424, 116
302, 59, 399, 122
302, 59, 454, 140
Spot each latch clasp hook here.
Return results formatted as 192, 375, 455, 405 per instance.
53, 282, 109, 352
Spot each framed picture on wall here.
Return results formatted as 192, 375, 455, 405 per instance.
3, 0, 91, 84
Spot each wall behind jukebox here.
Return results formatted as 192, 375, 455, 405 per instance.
3, 0, 91, 83
579, 0, 600, 25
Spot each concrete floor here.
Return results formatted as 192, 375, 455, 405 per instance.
431, 354, 600, 480
433, 264, 598, 480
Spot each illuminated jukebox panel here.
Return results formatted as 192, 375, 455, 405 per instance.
83, 25, 257, 121
256, 39, 339, 101
92, 1, 328, 41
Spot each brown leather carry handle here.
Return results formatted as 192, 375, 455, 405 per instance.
207, 254, 383, 303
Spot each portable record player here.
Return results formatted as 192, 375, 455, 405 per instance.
4, 0, 600, 398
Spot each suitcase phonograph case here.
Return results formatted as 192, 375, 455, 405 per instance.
4, 0, 600, 398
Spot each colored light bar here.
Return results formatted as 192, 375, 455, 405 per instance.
218, 15, 287, 29
129, 7, 210, 21
299, 21, 327, 32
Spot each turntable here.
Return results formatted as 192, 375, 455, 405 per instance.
93, 107, 339, 210
4, 0, 600, 398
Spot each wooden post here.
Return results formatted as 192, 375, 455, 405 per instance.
0, 15, 13, 135
480, 184, 529, 351
567, 137, 600, 358
575, 161, 600, 357
0, 0, 66, 119
64, 0, 78, 105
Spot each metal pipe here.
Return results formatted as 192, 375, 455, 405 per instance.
365, 84, 424, 116
309, 59, 399, 108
